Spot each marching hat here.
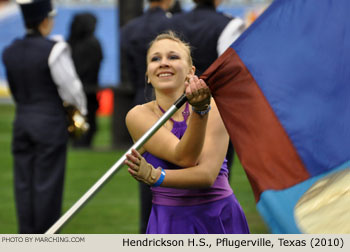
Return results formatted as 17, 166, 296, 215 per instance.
17, 0, 56, 25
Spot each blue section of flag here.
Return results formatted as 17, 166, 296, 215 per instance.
257, 161, 350, 233
231, 0, 350, 177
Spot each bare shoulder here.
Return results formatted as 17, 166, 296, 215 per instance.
125, 102, 154, 125
125, 102, 159, 140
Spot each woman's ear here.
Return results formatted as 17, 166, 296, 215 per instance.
190, 65, 196, 76
185, 66, 196, 82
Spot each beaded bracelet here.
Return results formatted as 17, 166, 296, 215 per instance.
153, 168, 166, 187
192, 105, 211, 116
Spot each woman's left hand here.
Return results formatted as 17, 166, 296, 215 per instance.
185, 75, 211, 110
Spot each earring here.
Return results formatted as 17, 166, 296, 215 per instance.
145, 75, 151, 84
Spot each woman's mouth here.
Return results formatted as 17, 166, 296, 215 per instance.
158, 72, 173, 78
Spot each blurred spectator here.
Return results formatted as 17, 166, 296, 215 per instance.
2, 0, 87, 233
169, 0, 182, 14
120, 0, 174, 234
68, 12, 103, 148
171, 0, 245, 75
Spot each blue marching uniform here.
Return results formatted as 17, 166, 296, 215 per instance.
2, 33, 68, 234
171, 3, 242, 75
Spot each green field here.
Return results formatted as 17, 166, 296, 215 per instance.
0, 103, 269, 234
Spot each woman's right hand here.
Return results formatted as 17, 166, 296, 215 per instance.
125, 149, 162, 185
185, 75, 211, 111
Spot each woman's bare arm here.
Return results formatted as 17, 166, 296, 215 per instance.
126, 100, 230, 189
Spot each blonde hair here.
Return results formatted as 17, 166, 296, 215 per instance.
147, 30, 193, 67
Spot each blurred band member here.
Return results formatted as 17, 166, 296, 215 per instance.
68, 12, 103, 148
2, 0, 86, 233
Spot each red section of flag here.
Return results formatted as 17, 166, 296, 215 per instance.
201, 48, 309, 201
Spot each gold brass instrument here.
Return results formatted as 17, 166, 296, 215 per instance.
63, 102, 89, 139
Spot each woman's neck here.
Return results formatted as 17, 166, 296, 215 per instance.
155, 89, 184, 110
155, 90, 188, 121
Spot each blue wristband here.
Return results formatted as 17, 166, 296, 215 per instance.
153, 168, 166, 187
192, 105, 211, 116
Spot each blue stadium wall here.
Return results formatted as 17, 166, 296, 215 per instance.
0, 4, 247, 88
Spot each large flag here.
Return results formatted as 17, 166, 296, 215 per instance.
202, 0, 350, 233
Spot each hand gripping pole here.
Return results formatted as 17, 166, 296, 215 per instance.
45, 94, 187, 234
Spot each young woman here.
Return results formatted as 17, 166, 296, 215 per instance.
124, 31, 249, 234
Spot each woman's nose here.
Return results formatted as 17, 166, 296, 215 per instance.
160, 58, 170, 67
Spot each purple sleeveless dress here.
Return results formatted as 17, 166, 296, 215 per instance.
142, 103, 250, 234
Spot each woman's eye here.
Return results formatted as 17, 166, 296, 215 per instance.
151, 56, 160, 62
169, 55, 180, 60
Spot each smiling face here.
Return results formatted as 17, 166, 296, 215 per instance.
146, 38, 194, 94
